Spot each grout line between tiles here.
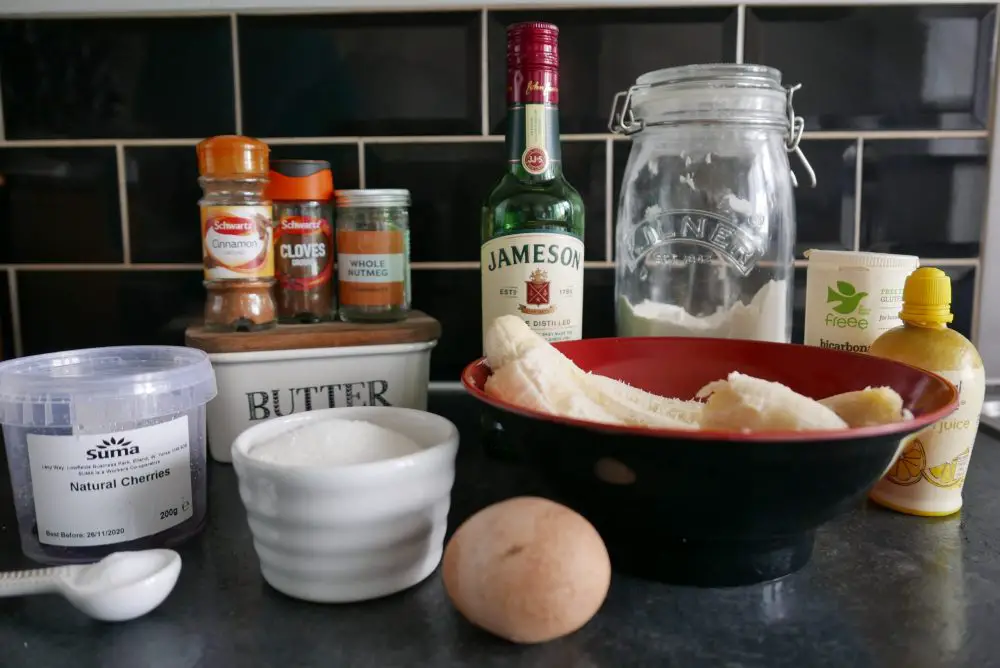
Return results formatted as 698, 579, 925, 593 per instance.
605, 138, 613, 261
429, 381, 464, 392
357, 140, 366, 188
852, 137, 863, 251
0, 130, 991, 150
115, 144, 132, 264
230, 13, 244, 135
929, 257, 982, 267
735, 5, 746, 64
480, 9, 490, 136
7, 269, 22, 359
0, 264, 205, 271
0, 258, 979, 273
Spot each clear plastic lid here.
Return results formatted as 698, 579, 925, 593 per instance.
0, 346, 217, 428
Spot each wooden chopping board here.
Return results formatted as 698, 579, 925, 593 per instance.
185, 311, 441, 354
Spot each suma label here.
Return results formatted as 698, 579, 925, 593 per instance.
201, 205, 274, 280
27, 416, 193, 547
482, 232, 583, 343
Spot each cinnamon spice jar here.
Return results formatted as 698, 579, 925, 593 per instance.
267, 160, 336, 323
197, 135, 277, 332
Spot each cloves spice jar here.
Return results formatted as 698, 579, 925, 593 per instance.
268, 160, 336, 323
197, 135, 278, 332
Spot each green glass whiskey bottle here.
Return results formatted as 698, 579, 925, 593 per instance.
481, 22, 585, 347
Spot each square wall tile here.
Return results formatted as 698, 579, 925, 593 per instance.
18, 270, 204, 356
239, 13, 480, 137
0, 148, 122, 263
792, 268, 807, 345
365, 141, 606, 262
794, 140, 857, 256
412, 269, 481, 381
745, 6, 996, 130
489, 8, 737, 134
612, 140, 851, 260
939, 265, 977, 339
0, 18, 235, 140
583, 267, 615, 339
860, 139, 987, 257
126, 147, 202, 264
127, 144, 360, 265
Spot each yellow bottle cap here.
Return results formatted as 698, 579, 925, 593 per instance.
899, 267, 954, 326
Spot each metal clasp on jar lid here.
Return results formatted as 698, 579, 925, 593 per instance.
783, 83, 816, 188
608, 79, 817, 189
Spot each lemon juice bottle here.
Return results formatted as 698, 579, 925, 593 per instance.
868, 267, 985, 516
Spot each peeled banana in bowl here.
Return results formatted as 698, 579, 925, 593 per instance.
482, 316, 911, 433
484, 317, 701, 429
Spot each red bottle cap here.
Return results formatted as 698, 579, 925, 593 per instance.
507, 22, 559, 71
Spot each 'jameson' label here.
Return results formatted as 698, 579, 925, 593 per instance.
27, 417, 193, 547
626, 209, 765, 277
481, 232, 584, 345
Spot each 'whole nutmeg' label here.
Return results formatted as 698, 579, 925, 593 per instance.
201, 205, 274, 280
337, 229, 407, 307
275, 215, 332, 291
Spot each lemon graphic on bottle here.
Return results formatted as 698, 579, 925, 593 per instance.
868, 267, 985, 517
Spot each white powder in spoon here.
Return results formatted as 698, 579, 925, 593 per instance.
249, 418, 422, 467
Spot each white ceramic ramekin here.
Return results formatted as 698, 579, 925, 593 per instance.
231, 406, 459, 603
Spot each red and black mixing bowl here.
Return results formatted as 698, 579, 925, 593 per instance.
461, 336, 958, 587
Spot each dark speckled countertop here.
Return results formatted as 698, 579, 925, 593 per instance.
1, 391, 999, 668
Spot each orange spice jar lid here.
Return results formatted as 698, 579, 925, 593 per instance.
266, 160, 335, 201
197, 135, 270, 178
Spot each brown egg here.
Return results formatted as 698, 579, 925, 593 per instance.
441, 496, 612, 644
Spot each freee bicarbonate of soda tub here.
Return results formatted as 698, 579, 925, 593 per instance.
0, 346, 216, 565
803, 250, 920, 354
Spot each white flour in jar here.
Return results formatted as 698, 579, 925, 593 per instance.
617, 279, 789, 342
250, 418, 421, 467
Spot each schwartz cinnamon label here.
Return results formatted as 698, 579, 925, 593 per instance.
201, 205, 274, 280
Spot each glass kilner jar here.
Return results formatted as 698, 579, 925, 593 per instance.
481, 22, 585, 348
609, 64, 815, 343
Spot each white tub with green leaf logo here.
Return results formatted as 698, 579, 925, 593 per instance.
803, 250, 919, 354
